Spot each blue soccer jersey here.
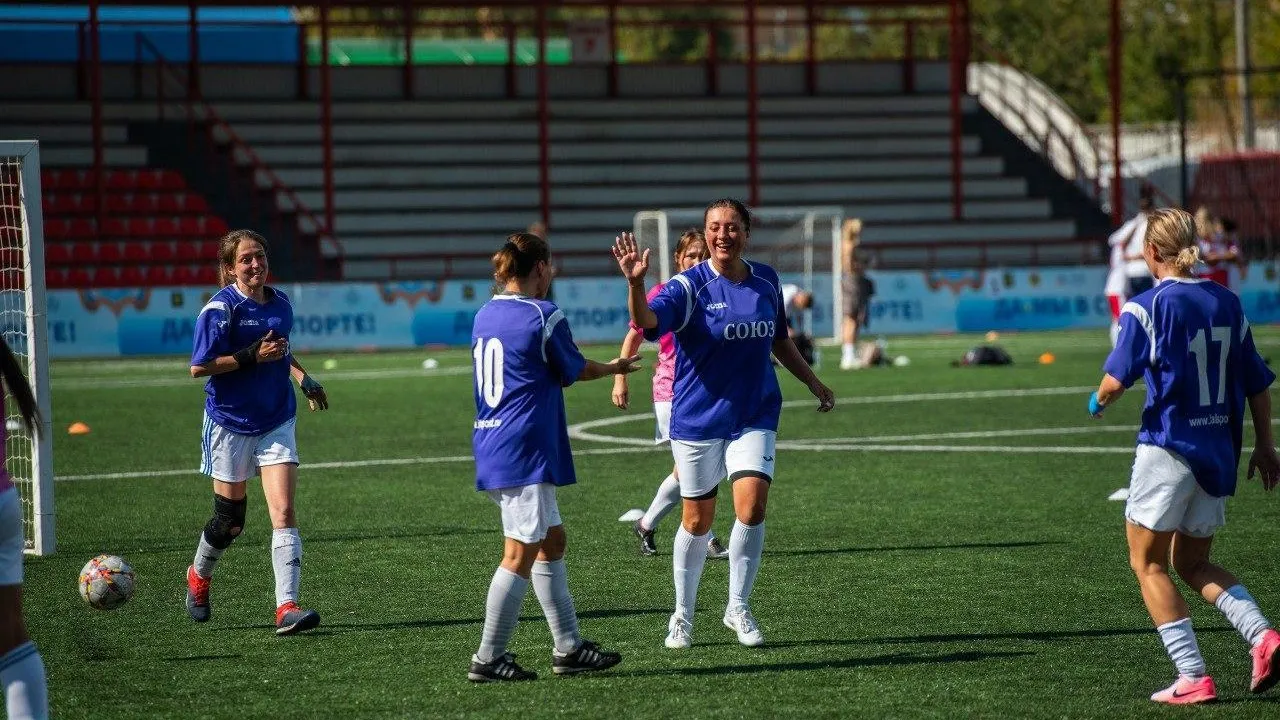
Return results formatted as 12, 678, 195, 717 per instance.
471, 294, 587, 492
1104, 277, 1275, 497
190, 285, 296, 436
645, 260, 787, 441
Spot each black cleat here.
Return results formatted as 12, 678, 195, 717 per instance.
185, 565, 211, 622
468, 653, 538, 682
633, 520, 657, 556
275, 602, 321, 636
552, 640, 622, 676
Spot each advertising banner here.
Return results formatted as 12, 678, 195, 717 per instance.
43, 263, 1279, 358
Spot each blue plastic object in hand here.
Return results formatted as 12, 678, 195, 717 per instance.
1088, 391, 1105, 417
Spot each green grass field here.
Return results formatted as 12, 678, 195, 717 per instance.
26, 328, 1280, 718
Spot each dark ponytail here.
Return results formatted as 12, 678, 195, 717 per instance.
492, 232, 551, 284
0, 336, 37, 433
217, 229, 268, 288
704, 198, 752, 234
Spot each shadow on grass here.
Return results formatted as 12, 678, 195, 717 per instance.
770, 540, 1065, 557
57, 526, 491, 556
766, 625, 1237, 647
215, 607, 671, 634
162, 654, 244, 662
597, 650, 1032, 678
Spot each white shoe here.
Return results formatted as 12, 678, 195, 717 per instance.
723, 606, 765, 647
839, 358, 862, 371
665, 614, 692, 649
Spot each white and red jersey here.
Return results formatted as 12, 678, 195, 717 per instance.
632, 283, 676, 403
0, 398, 12, 494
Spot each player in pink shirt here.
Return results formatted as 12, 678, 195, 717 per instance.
612, 230, 727, 558
0, 336, 46, 719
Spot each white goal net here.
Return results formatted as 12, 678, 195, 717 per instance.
0, 141, 54, 555
633, 206, 844, 340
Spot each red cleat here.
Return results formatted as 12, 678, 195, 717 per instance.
1251, 628, 1280, 693
185, 565, 211, 622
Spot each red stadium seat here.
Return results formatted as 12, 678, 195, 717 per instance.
206, 217, 229, 236
45, 243, 70, 265
70, 242, 95, 264
194, 265, 218, 285
102, 217, 128, 238
178, 216, 202, 237
96, 242, 121, 264
150, 241, 175, 263
122, 242, 149, 263
91, 266, 120, 287
44, 218, 70, 240
154, 217, 180, 239
143, 265, 171, 286
175, 241, 201, 263
120, 265, 147, 287
183, 194, 209, 213
68, 218, 95, 239
172, 265, 198, 285
158, 193, 182, 214
45, 267, 68, 289
66, 267, 92, 288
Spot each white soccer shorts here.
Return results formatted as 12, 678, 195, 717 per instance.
1125, 444, 1226, 538
0, 486, 22, 585
653, 401, 672, 445
200, 413, 300, 484
670, 428, 777, 499
487, 482, 562, 544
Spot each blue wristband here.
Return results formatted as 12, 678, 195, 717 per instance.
1088, 391, 1104, 417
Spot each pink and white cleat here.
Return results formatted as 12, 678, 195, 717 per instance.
1250, 628, 1280, 693
1150, 675, 1217, 705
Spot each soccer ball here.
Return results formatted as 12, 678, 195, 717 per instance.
78, 554, 135, 610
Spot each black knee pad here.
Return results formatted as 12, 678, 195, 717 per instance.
203, 494, 247, 549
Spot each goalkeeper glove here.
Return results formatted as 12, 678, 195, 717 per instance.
1088, 391, 1105, 418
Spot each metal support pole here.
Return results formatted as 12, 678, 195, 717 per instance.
948, 0, 963, 220
402, 0, 414, 100
320, 1, 335, 236
804, 0, 816, 96
188, 0, 200, 98
90, 0, 104, 236
1235, 0, 1255, 149
1177, 75, 1189, 207
537, 1, 551, 228
746, 0, 760, 207
1109, 0, 1123, 225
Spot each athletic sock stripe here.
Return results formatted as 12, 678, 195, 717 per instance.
0, 641, 37, 672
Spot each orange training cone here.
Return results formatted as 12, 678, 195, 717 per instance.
67, 422, 91, 435
1038, 352, 1056, 365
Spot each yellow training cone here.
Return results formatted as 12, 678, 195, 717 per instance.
67, 422, 91, 435
985, 331, 1000, 342
1038, 352, 1056, 365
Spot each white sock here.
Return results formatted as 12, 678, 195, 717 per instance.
640, 474, 681, 531
1, 641, 47, 720
271, 528, 302, 608
1215, 584, 1272, 647
1109, 322, 1121, 347
728, 520, 766, 610
532, 559, 581, 655
477, 567, 529, 663
193, 532, 226, 578
841, 343, 855, 361
1157, 618, 1207, 678
673, 526, 709, 622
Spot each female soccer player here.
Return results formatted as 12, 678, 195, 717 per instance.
612, 230, 727, 559
185, 230, 329, 636
469, 232, 636, 682
1090, 208, 1280, 704
0, 338, 46, 720
613, 198, 835, 649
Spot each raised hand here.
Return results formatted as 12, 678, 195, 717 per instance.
611, 232, 650, 284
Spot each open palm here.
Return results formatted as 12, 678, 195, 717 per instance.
611, 232, 650, 283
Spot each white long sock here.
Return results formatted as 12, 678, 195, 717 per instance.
841, 342, 855, 362
271, 528, 302, 608
532, 559, 581, 655
640, 474, 681, 531
477, 567, 529, 663
728, 520, 766, 610
193, 532, 226, 578
673, 526, 709, 622
1, 641, 47, 720
1216, 584, 1272, 647
1157, 618, 1207, 678
1109, 322, 1121, 347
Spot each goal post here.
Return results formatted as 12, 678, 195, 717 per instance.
0, 140, 54, 555
633, 206, 845, 341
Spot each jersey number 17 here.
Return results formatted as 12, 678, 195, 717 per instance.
1189, 326, 1231, 407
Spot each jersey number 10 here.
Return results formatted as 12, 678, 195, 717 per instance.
1189, 327, 1231, 407
473, 338, 505, 408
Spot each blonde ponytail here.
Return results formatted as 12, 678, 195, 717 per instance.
1174, 245, 1201, 273
1144, 208, 1198, 275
